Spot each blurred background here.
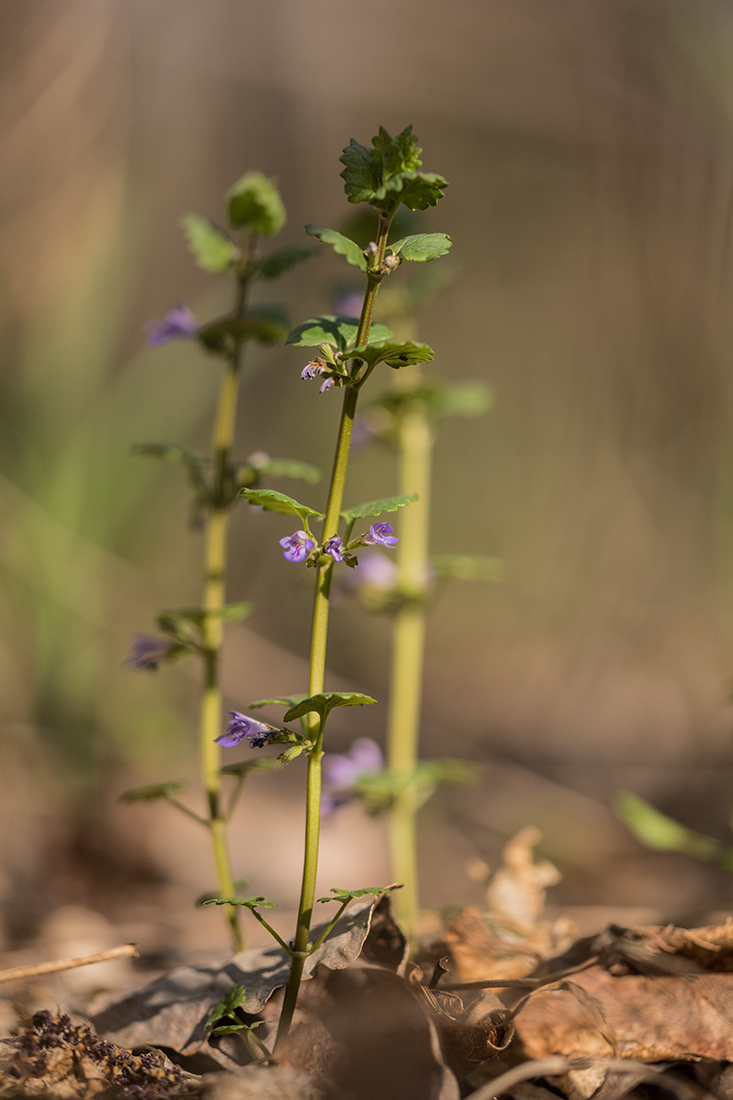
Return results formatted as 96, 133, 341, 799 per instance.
3, 0, 733, 974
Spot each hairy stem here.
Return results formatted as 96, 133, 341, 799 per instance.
275, 213, 393, 1050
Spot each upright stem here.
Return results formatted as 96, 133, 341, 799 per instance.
199, 270, 251, 953
275, 214, 392, 1051
387, 380, 432, 947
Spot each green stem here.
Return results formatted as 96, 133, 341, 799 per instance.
199, 267, 252, 954
387, 382, 433, 948
274, 213, 393, 1051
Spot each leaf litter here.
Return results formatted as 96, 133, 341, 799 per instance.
4, 835, 733, 1098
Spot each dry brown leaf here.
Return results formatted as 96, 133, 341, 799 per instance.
279, 964, 460, 1100
90, 895, 379, 1069
439, 906, 541, 982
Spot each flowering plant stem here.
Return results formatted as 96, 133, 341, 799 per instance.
274, 215, 392, 1051
387, 375, 432, 947
200, 272, 251, 953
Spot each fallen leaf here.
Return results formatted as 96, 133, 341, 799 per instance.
90, 895, 378, 1068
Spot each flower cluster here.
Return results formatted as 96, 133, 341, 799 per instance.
300, 343, 349, 394
215, 712, 281, 749
278, 523, 398, 566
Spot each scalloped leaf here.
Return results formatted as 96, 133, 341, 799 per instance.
305, 226, 367, 272
204, 984, 247, 1033
284, 691, 377, 723
375, 171, 448, 211
341, 493, 417, 525
227, 172, 285, 236
373, 125, 422, 179
258, 244, 318, 279
348, 340, 434, 369
317, 885, 395, 903
239, 488, 323, 523
119, 780, 188, 804
202, 895, 277, 910
339, 138, 381, 204
388, 233, 452, 263
286, 314, 393, 351
180, 214, 240, 273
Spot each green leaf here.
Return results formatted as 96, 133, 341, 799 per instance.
341, 493, 417, 524
286, 315, 393, 351
258, 244, 318, 279
317, 885, 394, 903
249, 694, 308, 710
339, 139, 381, 204
204, 983, 247, 1033
305, 226, 367, 272
431, 556, 504, 582
198, 305, 289, 352
388, 233, 452, 263
257, 458, 321, 485
219, 601, 253, 622
202, 895, 277, 910
239, 488, 323, 524
348, 340, 434, 369
180, 214, 240, 273
375, 171, 449, 212
227, 172, 285, 236
373, 125, 422, 179
220, 758, 281, 779
211, 1021, 264, 1038
130, 443, 208, 468
284, 692, 377, 723
614, 791, 733, 872
119, 780, 188, 804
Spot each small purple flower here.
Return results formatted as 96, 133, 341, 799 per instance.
279, 529, 316, 563
319, 377, 336, 393
354, 550, 398, 589
301, 359, 326, 381
216, 712, 279, 749
322, 738, 384, 814
146, 303, 199, 346
324, 536, 344, 563
126, 634, 171, 671
363, 522, 399, 548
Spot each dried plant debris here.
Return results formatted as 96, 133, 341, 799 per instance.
0, 1010, 198, 1099
436, 829, 576, 982
90, 896, 380, 1069
278, 964, 461, 1100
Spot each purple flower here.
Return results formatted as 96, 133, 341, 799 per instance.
354, 550, 398, 589
301, 359, 326, 381
319, 377, 336, 393
279, 530, 316, 563
322, 738, 384, 814
146, 303, 199, 346
324, 536, 344, 563
363, 522, 399, 548
216, 712, 279, 748
126, 634, 171, 671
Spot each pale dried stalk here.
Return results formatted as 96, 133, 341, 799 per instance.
0, 943, 138, 984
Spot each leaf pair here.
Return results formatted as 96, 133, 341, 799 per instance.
239, 486, 418, 535
306, 225, 451, 272
286, 313, 433, 371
